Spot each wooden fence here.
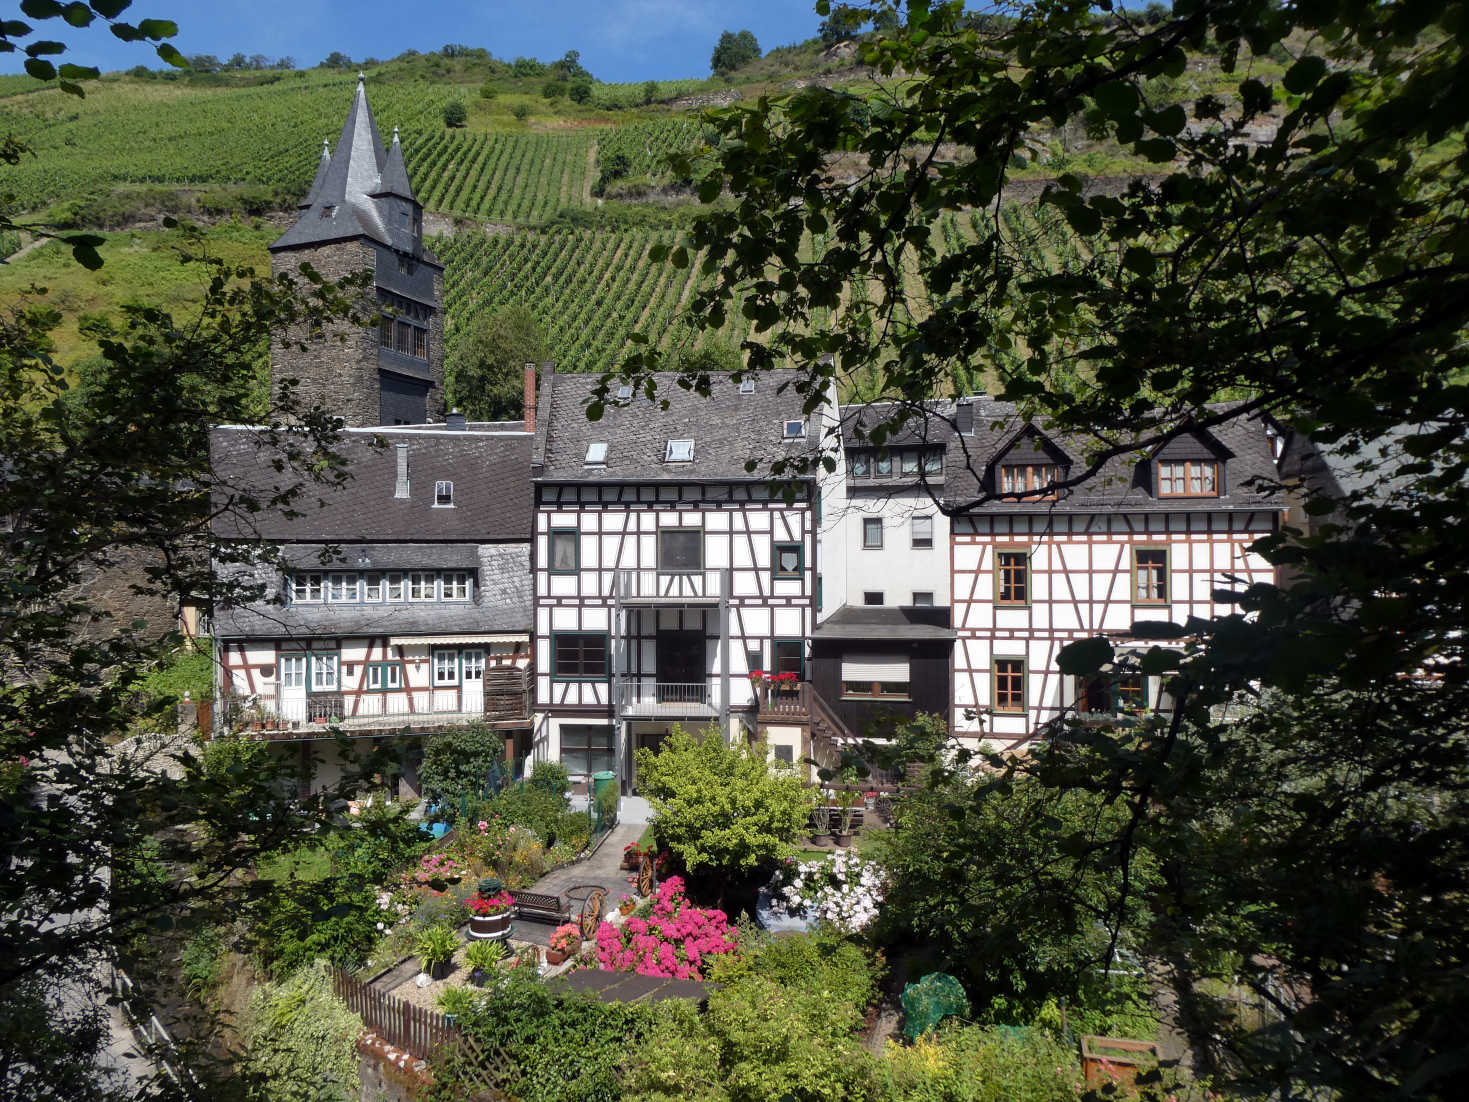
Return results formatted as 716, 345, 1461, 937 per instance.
332, 969, 458, 1061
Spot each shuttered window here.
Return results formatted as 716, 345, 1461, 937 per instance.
841, 654, 911, 699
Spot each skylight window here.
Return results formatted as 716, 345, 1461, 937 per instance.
783, 419, 805, 440
665, 439, 694, 463
616, 383, 633, 400
739, 379, 755, 394
585, 442, 608, 467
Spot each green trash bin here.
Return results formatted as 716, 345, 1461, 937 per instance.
591, 770, 619, 829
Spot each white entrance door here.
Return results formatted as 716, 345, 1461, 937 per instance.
279, 655, 307, 724
461, 649, 485, 714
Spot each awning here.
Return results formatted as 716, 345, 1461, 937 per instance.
388, 633, 526, 647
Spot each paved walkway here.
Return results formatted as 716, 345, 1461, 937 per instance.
511, 819, 646, 947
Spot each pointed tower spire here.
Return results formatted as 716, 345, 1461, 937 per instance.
375, 124, 417, 203
299, 139, 332, 210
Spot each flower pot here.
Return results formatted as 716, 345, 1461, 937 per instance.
619, 902, 634, 916
809, 833, 832, 846
426, 958, 453, 981
545, 948, 569, 966
834, 832, 854, 847
469, 912, 511, 940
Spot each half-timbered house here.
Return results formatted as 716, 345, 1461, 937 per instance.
529, 366, 824, 789
944, 398, 1284, 745
210, 421, 534, 795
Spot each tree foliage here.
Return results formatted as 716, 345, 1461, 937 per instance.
444, 302, 546, 420
442, 98, 467, 127
635, 726, 811, 888
239, 963, 363, 1102
417, 721, 506, 815
710, 30, 761, 76
637, 2, 1469, 1095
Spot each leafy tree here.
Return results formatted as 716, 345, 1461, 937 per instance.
238, 964, 363, 1102
479, 80, 497, 100
417, 721, 506, 816
645, 1, 1469, 1095
441, 99, 467, 127
542, 80, 566, 101
511, 55, 546, 78
319, 50, 352, 69
444, 302, 546, 420
510, 102, 531, 122
568, 80, 592, 105
641, 79, 660, 105
709, 29, 761, 76
549, 49, 590, 82
635, 726, 811, 902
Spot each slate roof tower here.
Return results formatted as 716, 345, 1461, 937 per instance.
269, 74, 446, 427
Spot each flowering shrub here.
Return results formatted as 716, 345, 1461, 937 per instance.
412, 851, 466, 887
595, 875, 738, 980
747, 670, 799, 685
465, 890, 513, 916
768, 850, 886, 933
549, 923, 583, 953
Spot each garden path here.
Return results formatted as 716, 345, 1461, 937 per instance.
511, 819, 646, 947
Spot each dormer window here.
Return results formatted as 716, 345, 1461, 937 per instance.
665, 439, 694, 463
1157, 459, 1218, 497
783, 419, 805, 440
320, 204, 336, 219
584, 442, 608, 467
1000, 464, 1060, 499
434, 480, 454, 507
851, 452, 871, 478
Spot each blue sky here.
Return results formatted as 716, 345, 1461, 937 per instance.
6, 1, 829, 84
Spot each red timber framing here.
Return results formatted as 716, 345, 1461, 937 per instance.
949, 509, 1281, 743
216, 634, 531, 738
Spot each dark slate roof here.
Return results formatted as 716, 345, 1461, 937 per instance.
214, 543, 531, 639
279, 543, 481, 570
271, 75, 411, 252
813, 605, 956, 641
300, 140, 331, 210
840, 400, 957, 449
534, 367, 822, 482
373, 129, 416, 202
211, 425, 532, 542
942, 398, 1283, 513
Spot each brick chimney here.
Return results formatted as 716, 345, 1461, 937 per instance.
523, 362, 537, 435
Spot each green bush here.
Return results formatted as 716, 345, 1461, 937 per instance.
879, 1023, 1082, 1102
180, 925, 225, 1002
709, 927, 882, 1014
442, 99, 468, 127
239, 963, 363, 1102
529, 759, 572, 798
419, 721, 505, 820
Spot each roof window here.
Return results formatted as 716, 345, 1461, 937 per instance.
616, 383, 633, 400
665, 439, 694, 463
739, 379, 755, 394
584, 442, 608, 467
783, 419, 805, 440
434, 480, 453, 507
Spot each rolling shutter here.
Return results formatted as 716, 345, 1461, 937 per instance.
841, 654, 910, 682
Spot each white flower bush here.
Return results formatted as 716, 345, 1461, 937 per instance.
768, 850, 887, 933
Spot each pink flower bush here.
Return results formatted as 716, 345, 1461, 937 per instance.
595, 875, 737, 980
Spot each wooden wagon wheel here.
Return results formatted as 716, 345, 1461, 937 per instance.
637, 852, 655, 896
580, 887, 606, 939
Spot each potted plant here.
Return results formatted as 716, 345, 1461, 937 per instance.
863, 789, 878, 810
414, 922, 459, 981
617, 893, 635, 916
809, 802, 833, 846
546, 923, 582, 965
834, 789, 860, 847
622, 841, 646, 871
463, 938, 507, 986
465, 879, 513, 940
437, 984, 478, 1025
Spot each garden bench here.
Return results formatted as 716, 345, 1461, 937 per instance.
512, 890, 570, 925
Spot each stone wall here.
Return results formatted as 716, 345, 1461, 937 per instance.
270, 239, 383, 428
356, 1034, 434, 1102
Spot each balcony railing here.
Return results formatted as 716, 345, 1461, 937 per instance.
613, 676, 718, 717
613, 569, 724, 604
219, 668, 532, 737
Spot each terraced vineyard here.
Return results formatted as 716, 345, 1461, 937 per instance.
435, 226, 758, 373
413, 131, 593, 222
595, 117, 707, 180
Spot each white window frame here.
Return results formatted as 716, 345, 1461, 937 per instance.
367, 662, 402, 690
279, 655, 306, 688
444, 572, 471, 601
408, 571, 436, 601
665, 439, 694, 463
434, 480, 454, 507
385, 572, 404, 601
327, 573, 356, 602
364, 573, 383, 601
912, 591, 935, 606
309, 653, 339, 692
291, 573, 324, 603
461, 649, 486, 681
432, 649, 460, 686
783, 419, 805, 439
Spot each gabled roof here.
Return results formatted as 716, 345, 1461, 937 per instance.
943, 398, 1282, 512
812, 604, 955, 641
535, 367, 823, 482
840, 400, 957, 449
993, 422, 1073, 467
211, 425, 532, 542
271, 75, 401, 252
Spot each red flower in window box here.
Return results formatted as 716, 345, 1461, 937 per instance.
465, 890, 513, 917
